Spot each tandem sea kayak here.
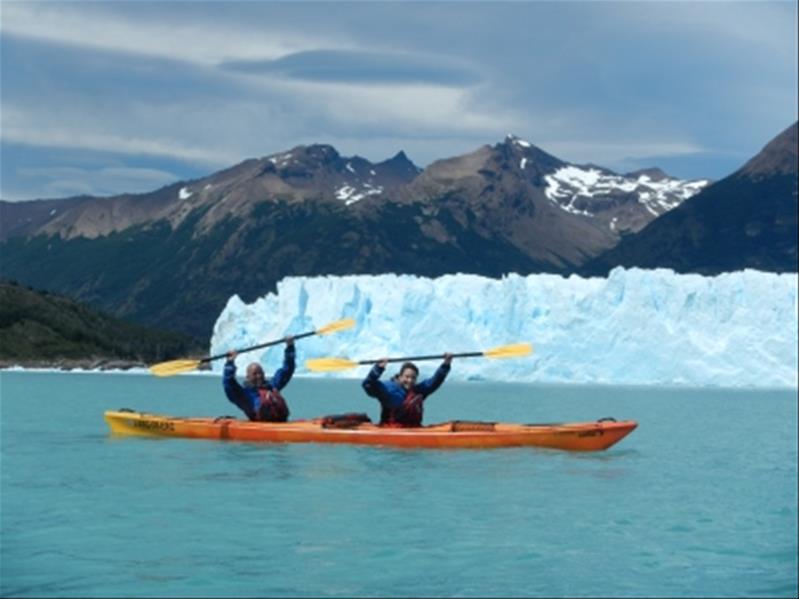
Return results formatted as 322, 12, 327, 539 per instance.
104, 409, 637, 451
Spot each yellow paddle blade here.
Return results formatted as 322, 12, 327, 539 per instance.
149, 359, 202, 377
483, 342, 534, 359
305, 357, 359, 372
316, 318, 356, 336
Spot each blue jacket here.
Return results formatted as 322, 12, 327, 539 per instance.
223, 345, 295, 421
362, 362, 450, 426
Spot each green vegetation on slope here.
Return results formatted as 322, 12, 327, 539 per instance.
0, 280, 203, 366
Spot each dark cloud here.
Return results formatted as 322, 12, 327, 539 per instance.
220, 49, 481, 86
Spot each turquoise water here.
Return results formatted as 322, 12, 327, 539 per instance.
0, 371, 796, 598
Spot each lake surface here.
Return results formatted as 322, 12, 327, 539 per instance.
1, 371, 796, 597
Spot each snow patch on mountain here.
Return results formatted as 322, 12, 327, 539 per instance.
268, 152, 293, 168
508, 134, 532, 148
335, 183, 383, 205
544, 166, 709, 218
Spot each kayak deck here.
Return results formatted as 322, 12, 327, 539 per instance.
104, 409, 637, 451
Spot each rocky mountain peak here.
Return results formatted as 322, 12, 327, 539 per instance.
500, 134, 538, 154
389, 149, 409, 161
381, 150, 419, 171
502, 133, 534, 148
270, 144, 341, 170
740, 121, 798, 178
370, 151, 422, 188
494, 134, 565, 174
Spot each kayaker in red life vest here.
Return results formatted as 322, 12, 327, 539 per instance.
361, 354, 453, 427
223, 337, 295, 422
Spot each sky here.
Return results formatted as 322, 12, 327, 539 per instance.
1, 1, 796, 201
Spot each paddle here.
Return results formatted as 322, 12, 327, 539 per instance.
149, 318, 356, 377
305, 342, 533, 372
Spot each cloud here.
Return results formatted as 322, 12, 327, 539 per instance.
2, 104, 238, 167
1, 0, 795, 199
257, 77, 517, 137
1, 141, 214, 201
13, 165, 180, 199
1, 32, 504, 169
0, 1, 347, 64
221, 49, 480, 86
544, 140, 706, 164
1, 156, 185, 201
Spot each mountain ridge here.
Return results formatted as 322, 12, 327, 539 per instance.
0, 135, 708, 242
580, 121, 798, 276
3, 125, 792, 339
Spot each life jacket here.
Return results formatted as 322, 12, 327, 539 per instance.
254, 387, 289, 422
381, 389, 424, 428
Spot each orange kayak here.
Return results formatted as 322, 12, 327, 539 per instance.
104, 409, 637, 451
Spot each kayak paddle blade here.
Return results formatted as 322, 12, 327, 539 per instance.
305, 357, 360, 372
483, 343, 533, 359
316, 318, 356, 336
149, 359, 203, 377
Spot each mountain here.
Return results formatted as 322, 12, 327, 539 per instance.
0, 139, 703, 243
0, 280, 202, 368
581, 122, 798, 276
395, 136, 708, 266
0, 138, 708, 338
0, 145, 421, 242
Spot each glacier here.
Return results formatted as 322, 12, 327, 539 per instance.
210, 268, 798, 389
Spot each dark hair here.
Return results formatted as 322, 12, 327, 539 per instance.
398, 362, 419, 376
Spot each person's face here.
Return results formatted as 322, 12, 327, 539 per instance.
246, 363, 265, 386
398, 367, 418, 390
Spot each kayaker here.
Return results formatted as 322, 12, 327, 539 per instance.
361, 354, 453, 427
223, 336, 295, 422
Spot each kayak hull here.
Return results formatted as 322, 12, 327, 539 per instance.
104, 410, 637, 451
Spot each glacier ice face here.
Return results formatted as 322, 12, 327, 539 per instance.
210, 268, 798, 389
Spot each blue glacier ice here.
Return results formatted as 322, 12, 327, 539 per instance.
210, 268, 798, 389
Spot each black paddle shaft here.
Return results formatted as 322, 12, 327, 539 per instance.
359, 351, 483, 365
204, 330, 318, 363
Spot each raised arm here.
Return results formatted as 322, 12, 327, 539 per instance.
223, 357, 244, 397
270, 339, 296, 390
362, 360, 390, 400
415, 356, 452, 397
223, 355, 254, 419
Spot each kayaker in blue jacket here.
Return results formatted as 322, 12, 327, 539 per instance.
361, 354, 453, 427
223, 337, 295, 422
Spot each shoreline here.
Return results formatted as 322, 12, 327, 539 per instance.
0, 358, 212, 375
0, 358, 211, 372
1, 366, 796, 391
0, 358, 150, 372
0, 364, 214, 376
